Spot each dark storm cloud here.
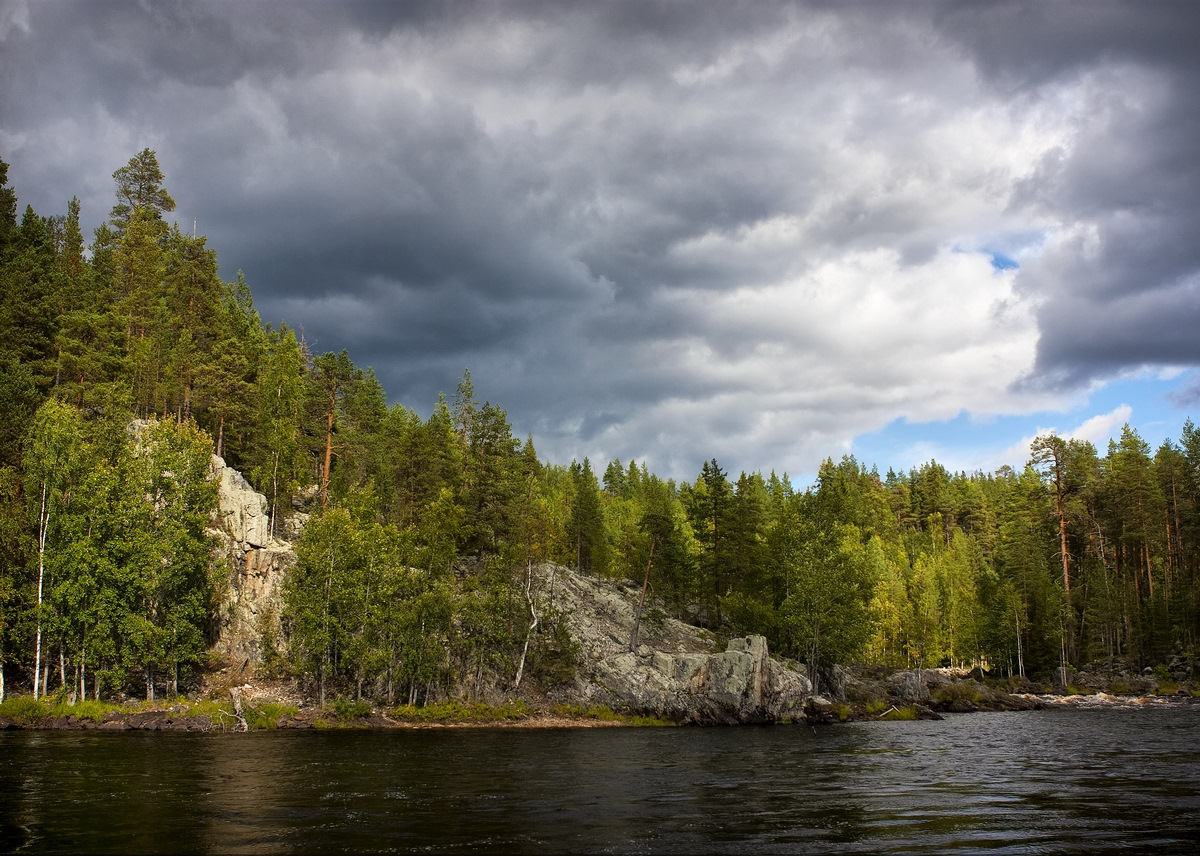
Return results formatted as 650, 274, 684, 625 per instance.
3, 0, 1199, 477
933, 1, 1200, 386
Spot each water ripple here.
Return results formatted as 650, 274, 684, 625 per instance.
2, 708, 1199, 853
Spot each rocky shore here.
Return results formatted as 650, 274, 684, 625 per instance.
6, 683, 1195, 733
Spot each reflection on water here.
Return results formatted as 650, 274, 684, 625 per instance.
2, 707, 1199, 854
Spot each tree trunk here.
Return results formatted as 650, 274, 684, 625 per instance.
630, 538, 656, 652
514, 561, 539, 690
229, 686, 249, 732
1015, 610, 1025, 679
1057, 491, 1070, 593
33, 482, 49, 700
321, 400, 334, 509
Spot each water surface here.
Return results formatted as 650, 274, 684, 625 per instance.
3, 707, 1198, 853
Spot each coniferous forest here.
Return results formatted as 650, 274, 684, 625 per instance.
2, 151, 1199, 706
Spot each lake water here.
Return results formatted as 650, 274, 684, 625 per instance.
2, 706, 1199, 854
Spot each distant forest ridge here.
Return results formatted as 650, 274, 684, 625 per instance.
1, 150, 1198, 706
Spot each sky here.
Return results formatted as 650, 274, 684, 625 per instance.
3, 0, 1200, 485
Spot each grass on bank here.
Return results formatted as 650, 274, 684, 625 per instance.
387, 699, 530, 724
0, 695, 125, 726
0, 694, 299, 731
551, 703, 675, 726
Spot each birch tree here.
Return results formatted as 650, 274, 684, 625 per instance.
23, 399, 85, 698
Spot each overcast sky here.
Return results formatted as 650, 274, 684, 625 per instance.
3, 0, 1199, 483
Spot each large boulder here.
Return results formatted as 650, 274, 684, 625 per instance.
886, 669, 936, 703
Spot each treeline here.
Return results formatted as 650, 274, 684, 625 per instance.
1, 151, 1198, 706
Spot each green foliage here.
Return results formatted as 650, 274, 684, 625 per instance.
777, 523, 873, 691
931, 682, 983, 705
881, 706, 918, 721
0, 696, 51, 726
567, 458, 606, 573
331, 698, 373, 720
57, 698, 120, 723
21, 400, 216, 702
245, 702, 299, 729
552, 703, 624, 722
628, 714, 676, 726
389, 699, 529, 723
528, 615, 581, 687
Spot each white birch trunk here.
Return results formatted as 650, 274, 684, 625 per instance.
514, 561, 538, 690
33, 482, 49, 700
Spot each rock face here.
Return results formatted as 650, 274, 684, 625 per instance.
212, 461, 270, 549
533, 563, 812, 723
207, 456, 297, 665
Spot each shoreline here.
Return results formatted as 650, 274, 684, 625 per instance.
4, 690, 1196, 733
0, 710, 640, 733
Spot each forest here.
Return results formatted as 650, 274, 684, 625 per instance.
1, 150, 1198, 706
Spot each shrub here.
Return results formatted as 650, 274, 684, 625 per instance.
553, 703, 621, 721
629, 714, 675, 727
932, 682, 982, 705
331, 698, 373, 720
552, 703, 672, 725
881, 706, 918, 721
530, 617, 581, 687
390, 700, 528, 723
246, 702, 298, 729
0, 696, 50, 727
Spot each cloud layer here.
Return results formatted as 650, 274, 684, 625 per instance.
4, 1, 1199, 478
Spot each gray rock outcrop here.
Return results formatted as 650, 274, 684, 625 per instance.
212, 461, 270, 549
207, 456, 297, 664
533, 563, 812, 723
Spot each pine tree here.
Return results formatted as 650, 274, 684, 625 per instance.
568, 458, 606, 573
109, 148, 176, 233
309, 350, 360, 509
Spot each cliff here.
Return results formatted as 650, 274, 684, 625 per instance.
207, 456, 298, 665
